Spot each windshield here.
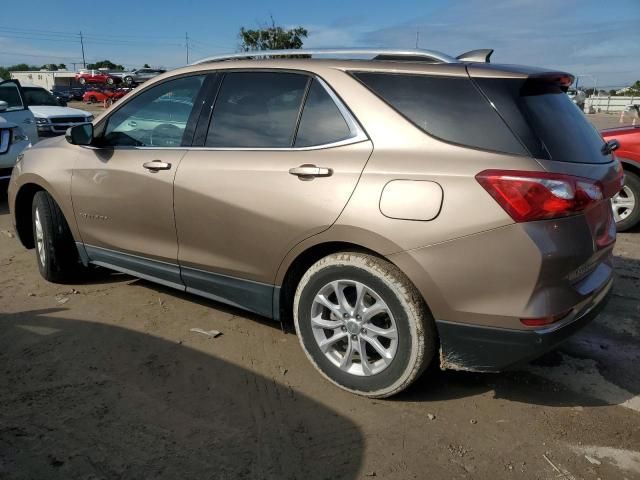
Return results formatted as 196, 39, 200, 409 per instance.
23, 87, 60, 106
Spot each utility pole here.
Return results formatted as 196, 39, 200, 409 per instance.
185, 32, 189, 64
79, 31, 86, 68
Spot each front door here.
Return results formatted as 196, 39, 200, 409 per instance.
174, 71, 372, 316
72, 74, 208, 288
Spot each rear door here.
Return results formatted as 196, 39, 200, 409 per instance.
174, 71, 372, 316
0, 80, 37, 142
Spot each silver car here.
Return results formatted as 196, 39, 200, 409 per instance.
122, 68, 166, 86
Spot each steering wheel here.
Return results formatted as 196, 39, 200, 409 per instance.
149, 123, 183, 147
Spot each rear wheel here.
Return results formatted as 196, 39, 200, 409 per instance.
294, 252, 436, 398
124, 76, 133, 86
32, 191, 84, 283
106, 77, 114, 85
78, 77, 86, 85
612, 170, 640, 231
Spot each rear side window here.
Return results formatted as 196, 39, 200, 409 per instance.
353, 72, 526, 155
206, 72, 308, 148
474, 78, 607, 164
294, 79, 352, 147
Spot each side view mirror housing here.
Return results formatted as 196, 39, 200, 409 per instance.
0, 100, 8, 112
65, 123, 94, 146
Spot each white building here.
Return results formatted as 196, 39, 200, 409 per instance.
9, 70, 78, 89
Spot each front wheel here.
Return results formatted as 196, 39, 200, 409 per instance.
78, 77, 86, 85
106, 77, 114, 85
32, 191, 84, 283
124, 76, 133, 86
612, 170, 640, 232
294, 252, 436, 398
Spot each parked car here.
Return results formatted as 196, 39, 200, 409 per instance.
83, 88, 128, 105
602, 125, 640, 231
0, 80, 33, 180
122, 68, 166, 86
7, 48, 622, 397
75, 70, 122, 86
567, 88, 586, 110
50, 86, 74, 104
21, 85, 93, 137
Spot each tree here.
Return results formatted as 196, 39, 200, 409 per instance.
239, 19, 307, 51
628, 80, 640, 96
143, 63, 151, 68
57, 63, 67, 70
0, 63, 39, 79
41, 64, 58, 71
86, 60, 125, 71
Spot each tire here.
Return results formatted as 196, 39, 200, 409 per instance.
293, 252, 436, 398
88, 96, 97, 104
32, 191, 84, 283
613, 170, 640, 232
78, 77, 86, 85
106, 77, 114, 85
124, 76, 133, 86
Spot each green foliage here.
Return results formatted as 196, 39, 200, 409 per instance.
239, 19, 307, 51
41, 64, 58, 71
0, 63, 40, 80
628, 80, 640, 96
143, 63, 151, 68
86, 60, 125, 71
58, 63, 67, 70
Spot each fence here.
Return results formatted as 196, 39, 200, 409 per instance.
584, 96, 640, 113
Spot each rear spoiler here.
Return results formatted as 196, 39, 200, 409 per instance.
456, 49, 493, 63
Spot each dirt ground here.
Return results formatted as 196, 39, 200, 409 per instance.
1, 115, 639, 480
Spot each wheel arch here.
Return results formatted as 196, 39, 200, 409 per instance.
620, 158, 640, 179
13, 182, 45, 249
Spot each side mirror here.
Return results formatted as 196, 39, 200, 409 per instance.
65, 123, 94, 146
0, 100, 8, 112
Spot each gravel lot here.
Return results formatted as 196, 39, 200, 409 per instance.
0, 114, 638, 479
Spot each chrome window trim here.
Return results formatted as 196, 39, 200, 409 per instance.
98, 137, 370, 153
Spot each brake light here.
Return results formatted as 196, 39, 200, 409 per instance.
476, 170, 604, 222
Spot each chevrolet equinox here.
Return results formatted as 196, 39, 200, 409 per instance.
8, 48, 623, 397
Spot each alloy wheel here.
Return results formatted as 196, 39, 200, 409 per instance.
612, 185, 636, 223
310, 279, 398, 376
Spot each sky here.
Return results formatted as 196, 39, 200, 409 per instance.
1, 0, 638, 88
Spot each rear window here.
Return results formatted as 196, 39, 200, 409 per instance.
475, 78, 607, 164
352, 72, 527, 155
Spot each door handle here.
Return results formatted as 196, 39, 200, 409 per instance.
288, 164, 333, 180
143, 160, 172, 171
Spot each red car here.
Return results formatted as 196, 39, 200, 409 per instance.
75, 70, 122, 86
602, 125, 640, 231
83, 89, 128, 106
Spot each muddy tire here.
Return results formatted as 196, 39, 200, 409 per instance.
613, 170, 640, 232
32, 191, 84, 283
294, 252, 436, 398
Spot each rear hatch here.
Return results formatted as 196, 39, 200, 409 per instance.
469, 65, 622, 293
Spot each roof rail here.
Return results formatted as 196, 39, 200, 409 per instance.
191, 48, 459, 65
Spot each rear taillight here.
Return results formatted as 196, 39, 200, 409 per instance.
476, 170, 604, 222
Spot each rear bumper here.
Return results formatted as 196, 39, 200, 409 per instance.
437, 278, 612, 372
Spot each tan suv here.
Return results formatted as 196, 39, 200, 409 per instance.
8, 48, 623, 397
